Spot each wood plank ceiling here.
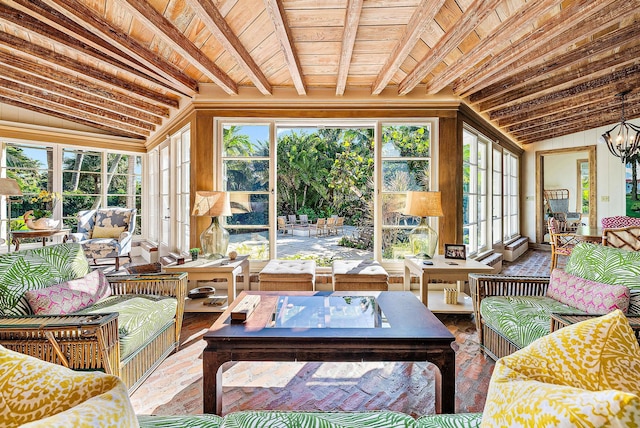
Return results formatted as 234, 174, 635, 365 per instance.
0, 0, 637, 145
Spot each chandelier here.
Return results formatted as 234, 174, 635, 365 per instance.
601, 90, 640, 164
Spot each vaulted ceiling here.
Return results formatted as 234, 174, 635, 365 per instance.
0, 0, 637, 145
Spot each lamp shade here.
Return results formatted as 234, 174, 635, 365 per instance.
0, 178, 22, 196
403, 191, 444, 217
192, 191, 232, 217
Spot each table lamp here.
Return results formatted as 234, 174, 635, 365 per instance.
192, 191, 232, 259
403, 191, 444, 259
0, 178, 22, 249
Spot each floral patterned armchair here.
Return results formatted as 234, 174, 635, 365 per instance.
69, 208, 136, 271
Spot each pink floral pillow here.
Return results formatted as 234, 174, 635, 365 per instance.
25, 269, 111, 315
547, 269, 630, 314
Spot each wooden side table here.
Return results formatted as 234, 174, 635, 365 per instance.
550, 313, 640, 345
163, 255, 250, 313
404, 255, 494, 313
11, 228, 70, 251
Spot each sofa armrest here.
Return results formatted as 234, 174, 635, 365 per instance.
105, 273, 188, 340
0, 313, 120, 376
67, 232, 88, 242
469, 274, 550, 332
118, 231, 132, 243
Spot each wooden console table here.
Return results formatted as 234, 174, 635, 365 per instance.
11, 228, 70, 251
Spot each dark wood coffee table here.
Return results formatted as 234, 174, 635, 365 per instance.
203, 290, 456, 415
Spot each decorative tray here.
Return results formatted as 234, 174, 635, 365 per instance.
188, 286, 216, 299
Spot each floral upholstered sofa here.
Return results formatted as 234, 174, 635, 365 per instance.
470, 241, 640, 360
0, 243, 186, 393
4, 310, 639, 427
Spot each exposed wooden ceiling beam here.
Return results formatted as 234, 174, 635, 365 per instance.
0, 2, 183, 100
491, 62, 640, 125
508, 91, 640, 136
0, 50, 169, 119
0, 76, 154, 132
454, 0, 631, 96
121, 0, 237, 95
0, 30, 179, 108
22, 0, 198, 96
263, 0, 306, 95
335, 0, 363, 96
424, 0, 559, 95
188, 0, 271, 95
515, 101, 640, 145
371, 0, 445, 95
471, 21, 640, 111
0, 86, 149, 137
0, 62, 161, 126
397, 0, 500, 96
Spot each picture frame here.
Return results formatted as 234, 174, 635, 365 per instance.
444, 244, 466, 260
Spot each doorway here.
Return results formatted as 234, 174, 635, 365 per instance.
535, 146, 597, 243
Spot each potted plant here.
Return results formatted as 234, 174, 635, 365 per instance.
189, 248, 200, 261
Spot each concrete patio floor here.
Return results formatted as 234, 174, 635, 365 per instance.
274, 225, 373, 260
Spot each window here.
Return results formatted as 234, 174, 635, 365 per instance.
503, 149, 519, 241
221, 124, 270, 260
463, 127, 489, 256
172, 128, 190, 253
3, 141, 142, 238
381, 124, 434, 260
218, 120, 436, 264
577, 159, 589, 214
2, 143, 54, 241
492, 147, 503, 245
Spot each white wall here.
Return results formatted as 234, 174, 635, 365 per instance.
543, 152, 583, 212
522, 118, 640, 242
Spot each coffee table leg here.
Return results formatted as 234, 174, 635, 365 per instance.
203, 349, 231, 415
439, 347, 456, 414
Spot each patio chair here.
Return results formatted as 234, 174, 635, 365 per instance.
310, 217, 327, 237
277, 216, 289, 234
326, 217, 336, 235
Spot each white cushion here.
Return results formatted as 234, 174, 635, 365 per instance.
259, 260, 316, 282
332, 260, 388, 283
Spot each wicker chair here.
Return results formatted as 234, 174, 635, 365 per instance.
544, 188, 582, 232
548, 217, 580, 272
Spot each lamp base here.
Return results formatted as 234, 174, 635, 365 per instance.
200, 217, 229, 259
408, 217, 438, 259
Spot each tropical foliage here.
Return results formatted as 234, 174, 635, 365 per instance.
223, 125, 431, 256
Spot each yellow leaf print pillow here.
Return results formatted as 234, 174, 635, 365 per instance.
0, 345, 138, 428
482, 310, 640, 427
